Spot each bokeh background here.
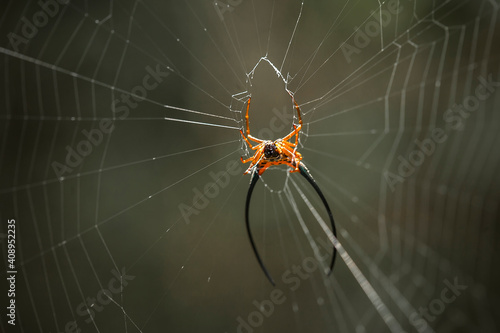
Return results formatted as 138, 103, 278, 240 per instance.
1, 0, 499, 332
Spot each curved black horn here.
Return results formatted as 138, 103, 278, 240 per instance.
298, 163, 337, 274
245, 169, 276, 286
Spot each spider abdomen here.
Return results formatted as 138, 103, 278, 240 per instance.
263, 142, 280, 159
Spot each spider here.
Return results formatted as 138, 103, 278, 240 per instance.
240, 90, 303, 176
240, 90, 337, 286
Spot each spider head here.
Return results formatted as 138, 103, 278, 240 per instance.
264, 142, 280, 159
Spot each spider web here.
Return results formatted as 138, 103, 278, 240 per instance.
0, 0, 499, 332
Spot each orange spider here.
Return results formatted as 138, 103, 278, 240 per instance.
239, 90, 337, 286
240, 90, 303, 176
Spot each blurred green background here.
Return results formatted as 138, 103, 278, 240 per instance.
1, 0, 499, 332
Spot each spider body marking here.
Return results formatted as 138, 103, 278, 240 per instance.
239, 90, 337, 286
243, 139, 303, 175
240, 90, 304, 176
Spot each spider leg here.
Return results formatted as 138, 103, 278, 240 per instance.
242, 148, 265, 174
243, 97, 265, 144
282, 139, 300, 151
280, 90, 304, 144
248, 134, 264, 143
280, 145, 302, 172
287, 89, 303, 127
245, 169, 276, 286
282, 124, 300, 142
298, 163, 337, 274
292, 125, 300, 148
240, 130, 255, 149
244, 97, 251, 136
241, 156, 254, 164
